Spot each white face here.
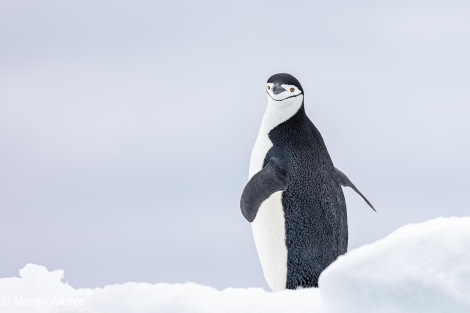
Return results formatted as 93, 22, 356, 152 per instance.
257, 82, 304, 135
266, 83, 303, 102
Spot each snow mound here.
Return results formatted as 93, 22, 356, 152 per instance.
0, 264, 321, 313
320, 216, 470, 313
0, 217, 469, 313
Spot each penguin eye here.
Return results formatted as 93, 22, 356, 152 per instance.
290, 87, 295, 92
267, 85, 271, 90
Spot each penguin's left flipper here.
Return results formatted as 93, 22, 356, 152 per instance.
241, 159, 288, 222
335, 167, 376, 212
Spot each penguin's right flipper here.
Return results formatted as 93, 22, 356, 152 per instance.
335, 167, 376, 212
240, 159, 288, 222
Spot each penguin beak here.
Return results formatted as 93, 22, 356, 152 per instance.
272, 83, 286, 95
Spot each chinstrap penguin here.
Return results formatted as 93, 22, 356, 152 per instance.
240, 73, 375, 291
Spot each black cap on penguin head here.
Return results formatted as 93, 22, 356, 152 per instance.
267, 73, 303, 94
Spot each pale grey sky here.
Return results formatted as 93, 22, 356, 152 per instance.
1, 1, 469, 289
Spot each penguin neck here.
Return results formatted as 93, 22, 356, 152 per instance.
259, 95, 305, 135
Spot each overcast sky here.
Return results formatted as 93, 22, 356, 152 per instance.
1, 1, 469, 290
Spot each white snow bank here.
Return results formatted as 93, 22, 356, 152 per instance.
0, 264, 321, 313
320, 216, 470, 313
0, 217, 469, 313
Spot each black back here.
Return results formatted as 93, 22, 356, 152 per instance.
264, 105, 348, 289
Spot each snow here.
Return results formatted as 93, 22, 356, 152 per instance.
0, 217, 469, 313
0, 266, 321, 313
320, 217, 470, 313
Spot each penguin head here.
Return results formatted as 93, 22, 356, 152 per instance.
264, 74, 304, 127
266, 73, 303, 102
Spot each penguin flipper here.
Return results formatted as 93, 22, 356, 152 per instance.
241, 159, 288, 222
335, 167, 376, 212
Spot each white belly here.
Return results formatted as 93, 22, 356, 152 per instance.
251, 191, 288, 291
249, 134, 288, 291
